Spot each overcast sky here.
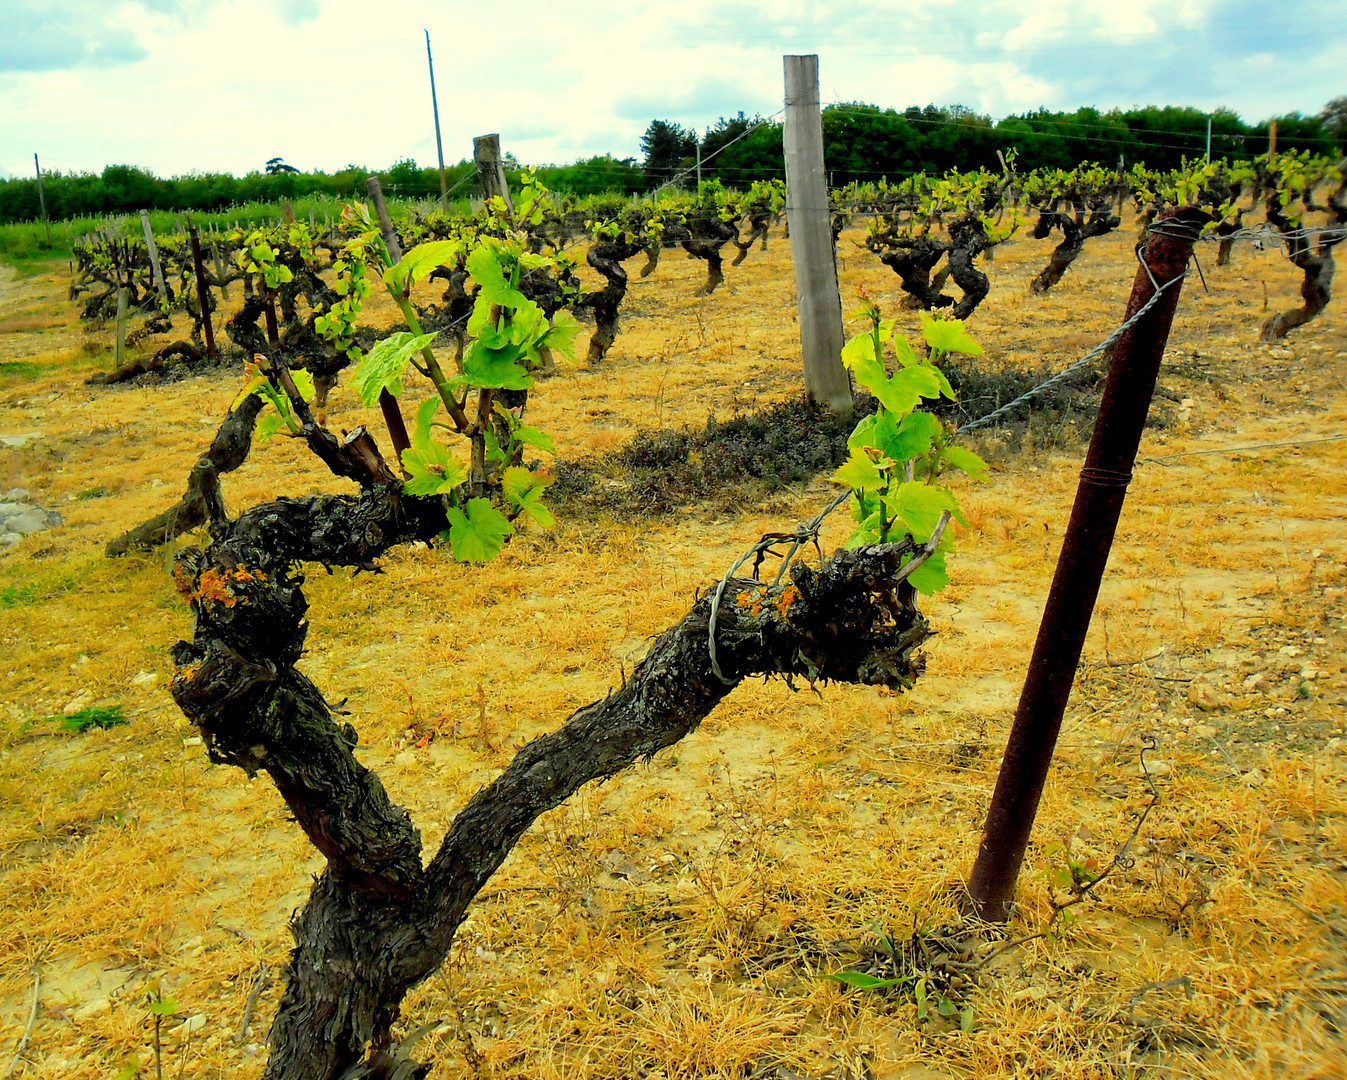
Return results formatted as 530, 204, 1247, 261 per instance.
1, 0, 1343, 180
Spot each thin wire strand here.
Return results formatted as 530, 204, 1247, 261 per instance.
957, 244, 1186, 434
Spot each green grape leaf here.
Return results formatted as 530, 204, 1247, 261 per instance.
504, 299, 548, 350
921, 313, 984, 356
462, 339, 534, 390
289, 368, 315, 402
847, 409, 941, 463
254, 409, 289, 443
483, 428, 507, 467
840, 332, 891, 397
889, 411, 942, 460
941, 444, 990, 481
514, 424, 557, 456
384, 241, 462, 295
905, 543, 950, 594
890, 481, 960, 542
892, 333, 923, 368
447, 498, 514, 563
411, 395, 441, 451
926, 363, 956, 400
401, 440, 466, 496
465, 243, 527, 311
833, 449, 889, 492
148, 996, 179, 1017
502, 465, 555, 528
843, 517, 883, 547
350, 331, 436, 406
871, 365, 946, 415
846, 412, 891, 455
540, 309, 582, 361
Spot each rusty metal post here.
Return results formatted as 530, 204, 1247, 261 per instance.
188, 227, 217, 358
966, 207, 1210, 923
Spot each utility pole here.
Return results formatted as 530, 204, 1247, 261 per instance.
425, 30, 449, 210
33, 154, 51, 247
782, 54, 852, 415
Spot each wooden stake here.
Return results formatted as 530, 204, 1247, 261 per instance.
188, 227, 218, 358
782, 54, 852, 415
139, 210, 168, 304
365, 175, 403, 261
33, 154, 51, 248
473, 134, 513, 214
114, 255, 128, 366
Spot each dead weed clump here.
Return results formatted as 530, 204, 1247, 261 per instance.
553, 395, 874, 517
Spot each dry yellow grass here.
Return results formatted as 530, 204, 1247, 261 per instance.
0, 213, 1344, 1080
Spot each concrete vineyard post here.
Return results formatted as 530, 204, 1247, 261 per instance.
965, 208, 1209, 923
782, 54, 852, 415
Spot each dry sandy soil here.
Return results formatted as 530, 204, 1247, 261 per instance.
0, 214, 1344, 1080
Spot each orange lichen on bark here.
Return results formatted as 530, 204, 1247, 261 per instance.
736, 587, 767, 617
187, 564, 269, 608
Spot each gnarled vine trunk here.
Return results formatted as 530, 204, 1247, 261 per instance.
681, 218, 738, 295
1030, 207, 1121, 294
104, 394, 264, 556
168, 439, 934, 1078
1260, 164, 1346, 341
583, 237, 644, 362
874, 235, 953, 310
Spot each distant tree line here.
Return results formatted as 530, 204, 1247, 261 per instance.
643, 101, 1345, 188
0, 154, 648, 226
3, 98, 1342, 226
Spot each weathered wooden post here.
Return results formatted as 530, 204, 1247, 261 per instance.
473, 134, 513, 214
139, 210, 168, 305
783, 55, 852, 415
33, 154, 51, 248
113, 242, 128, 366
187, 227, 218, 358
